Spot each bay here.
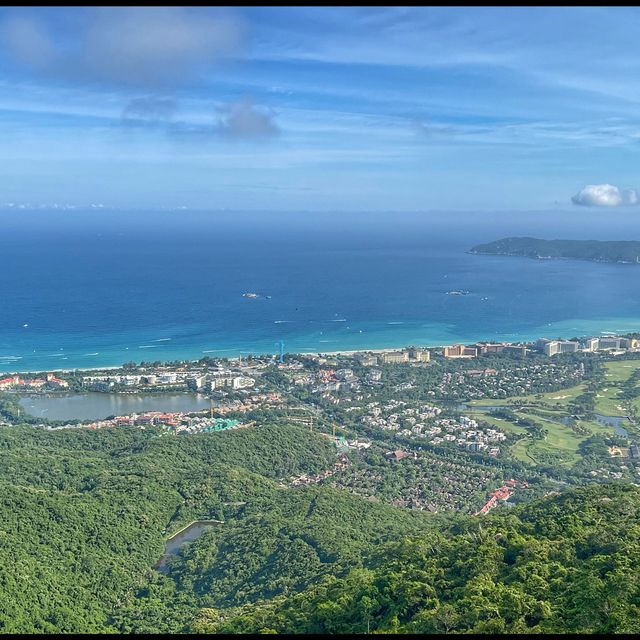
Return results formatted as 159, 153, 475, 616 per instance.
1, 208, 640, 373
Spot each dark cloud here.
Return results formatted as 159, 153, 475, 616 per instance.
413, 120, 456, 137
0, 9, 285, 143
215, 98, 280, 139
121, 96, 178, 127
1, 7, 246, 90
120, 96, 280, 141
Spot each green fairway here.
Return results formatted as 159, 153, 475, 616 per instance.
519, 412, 583, 460
467, 361, 640, 467
511, 437, 535, 463
594, 387, 627, 416
594, 360, 640, 416
602, 360, 640, 382
467, 384, 585, 409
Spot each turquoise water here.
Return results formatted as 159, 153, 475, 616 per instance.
1, 208, 639, 373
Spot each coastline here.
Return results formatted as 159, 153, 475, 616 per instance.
6, 347, 439, 374
3, 317, 639, 375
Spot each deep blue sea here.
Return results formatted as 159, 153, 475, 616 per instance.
1, 208, 640, 373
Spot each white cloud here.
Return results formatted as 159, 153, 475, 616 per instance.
571, 184, 639, 207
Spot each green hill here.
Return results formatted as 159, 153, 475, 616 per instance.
194, 484, 640, 634
469, 237, 640, 264
2, 424, 640, 634
0, 424, 432, 633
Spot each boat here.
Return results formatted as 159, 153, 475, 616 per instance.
446, 290, 470, 296
242, 292, 259, 298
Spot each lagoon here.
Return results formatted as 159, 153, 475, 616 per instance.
18, 392, 211, 421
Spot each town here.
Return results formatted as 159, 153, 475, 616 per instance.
2, 330, 640, 515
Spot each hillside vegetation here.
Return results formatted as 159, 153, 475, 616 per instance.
469, 237, 640, 264
2, 424, 640, 634
194, 484, 640, 634
0, 424, 432, 633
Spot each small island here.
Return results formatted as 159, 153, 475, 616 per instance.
469, 237, 640, 264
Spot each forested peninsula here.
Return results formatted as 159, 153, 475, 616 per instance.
469, 237, 640, 264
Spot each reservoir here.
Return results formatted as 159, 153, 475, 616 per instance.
156, 520, 222, 574
18, 392, 211, 421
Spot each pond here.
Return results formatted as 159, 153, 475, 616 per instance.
594, 414, 630, 438
156, 520, 222, 574
18, 392, 211, 421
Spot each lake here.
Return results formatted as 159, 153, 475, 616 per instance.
156, 520, 222, 574
18, 392, 211, 421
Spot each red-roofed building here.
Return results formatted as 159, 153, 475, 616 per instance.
386, 449, 411, 462
46, 373, 69, 388
475, 485, 514, 515
0, 375, 20, 389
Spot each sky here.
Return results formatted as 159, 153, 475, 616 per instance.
1, 6, 640, 212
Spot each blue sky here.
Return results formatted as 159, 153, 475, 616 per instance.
1, 6, 640, 211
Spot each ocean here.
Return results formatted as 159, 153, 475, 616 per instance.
1, 208, 639, 373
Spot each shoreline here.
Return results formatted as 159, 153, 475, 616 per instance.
2, 325, 639, 375
1, 347, 440, 375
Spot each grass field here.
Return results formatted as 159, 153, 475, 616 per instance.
511, 437, 535, 463
602, 360, 640, 382
594, 388, 627, 416
467, 384, 585, 409
464, 359, 640, 467
594, 360, 640, 416
517, 411, 584, 465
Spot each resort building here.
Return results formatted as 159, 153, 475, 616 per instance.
408, 347, 430, 362
381, 351, 409, 364
443, 344, 478, 358
585, 336, 631, 352
542, 340, 580, 356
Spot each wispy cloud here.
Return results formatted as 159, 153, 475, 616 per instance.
121, 96, 177, 127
